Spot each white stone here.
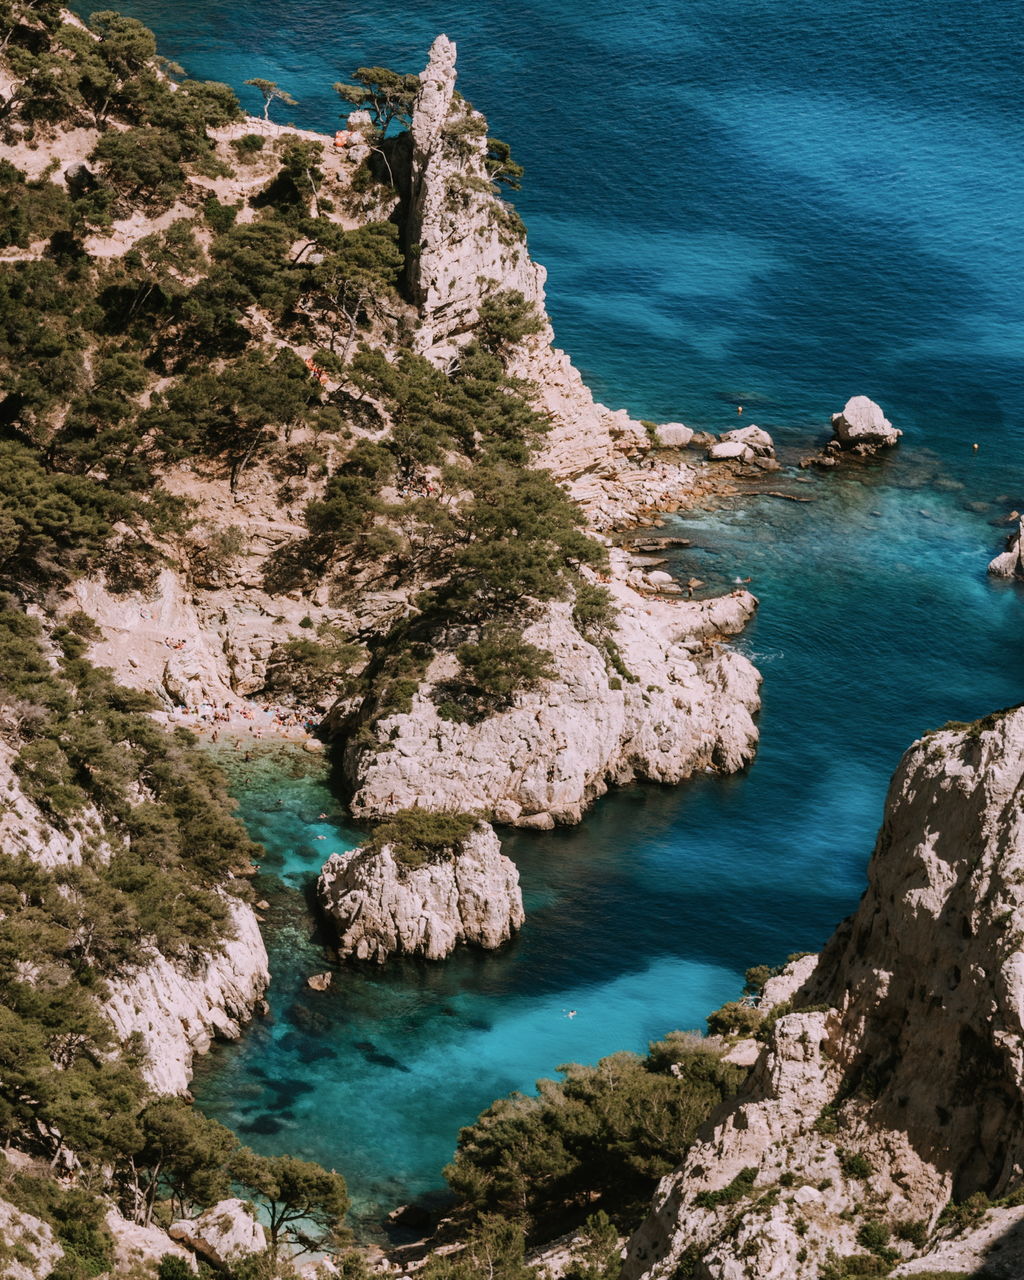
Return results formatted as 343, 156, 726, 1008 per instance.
104, 897, 269, 1094
718, 425, 775, 457
106, 1209, 196, 1275
654, 423, 694, 448
319, 823, 524, 962
831, 395, 901, 449
707, 440, 752, 461
988, 518, 1024, 579
170, 1199, 267, 1270
341, 591, 761, 826
0, 1198, 63, 1280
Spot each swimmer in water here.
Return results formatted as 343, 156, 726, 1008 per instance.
567, 1010, 577, 1019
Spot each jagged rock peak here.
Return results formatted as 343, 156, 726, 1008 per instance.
406, 33, 547, 362
411, 34, 458, 154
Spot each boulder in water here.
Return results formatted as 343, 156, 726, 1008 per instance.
830, 395, 901, 451
988, 517, 1024, 579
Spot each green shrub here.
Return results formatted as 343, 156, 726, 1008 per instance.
693, 1166, 758, 1210
445, 1040, 745, 1241
839, 1149, 873, 1180
367, 809, 480, 869
706, 1001, 762, 1037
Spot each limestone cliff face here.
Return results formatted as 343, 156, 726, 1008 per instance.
104, 896, 269, 1095
625, 705, 1024, 1280
318, 821, 524, 961
342, 587, 760, 827
402, 36, 673, 507
405, 34, 548, 365
0, 744, 268, 1096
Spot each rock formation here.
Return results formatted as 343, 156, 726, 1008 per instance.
405, 34, 546, 365
0, 742, 269, 1096
624, 704, 1024, 1279
0, 1198, 64, 1280
318, 821, 524, 962
831, 394, 902, 451
707, 425, 776, 464
104, 896, 270, 1094
170, 1198, 267, 1270
341, 587, 760, 827
988, 517, 1024, 579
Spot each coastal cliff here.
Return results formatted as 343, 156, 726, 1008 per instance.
624, 705, 1024, 1279
342, 588, 759, 827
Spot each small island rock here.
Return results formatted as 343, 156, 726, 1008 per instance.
830, 395, 901, 451
318, 821, 524, 963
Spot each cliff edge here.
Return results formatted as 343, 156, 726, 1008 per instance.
625, 705, 1024, 1279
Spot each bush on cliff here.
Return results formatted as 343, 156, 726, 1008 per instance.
444, 1034, 745, 1241
366, 809, 480, 869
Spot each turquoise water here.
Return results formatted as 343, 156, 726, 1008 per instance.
99, 0, 1024, 1230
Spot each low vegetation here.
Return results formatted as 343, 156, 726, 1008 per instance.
444, 1032, 746, 1242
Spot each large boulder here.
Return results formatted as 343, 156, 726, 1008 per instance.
170, 1199, 267, 1270
318, 821, 524, 963
988, 517, 1024, 579
653, 422, 694, 448
718, 425, 775, 457
830, 395, 901, 450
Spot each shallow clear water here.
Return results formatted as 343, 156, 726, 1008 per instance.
95, 0, 1024, 1230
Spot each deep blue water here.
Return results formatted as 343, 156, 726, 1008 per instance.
99, 0, 1024, 1228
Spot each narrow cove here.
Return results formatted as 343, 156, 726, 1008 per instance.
192, 452, 1024, 1235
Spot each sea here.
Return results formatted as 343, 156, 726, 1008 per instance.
84, 0, 1024, 1232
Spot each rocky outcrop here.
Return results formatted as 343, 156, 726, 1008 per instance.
342, 586, 760, 827
654, 422, 694, 448
989, 517, 1024, 579
170, 1198, 267, 1270
104, 896, 270, 1094
625, 704, 1024, 1280
318, 822, 524, 962
708, 425, 776, 464
0, 1198, 63, 1280
831, 394, 901, 451
405, 35, 546, 365
106, 1208, 197, 1275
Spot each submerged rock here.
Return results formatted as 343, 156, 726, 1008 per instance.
318, 822, 524, 963
830, 394, 902, 451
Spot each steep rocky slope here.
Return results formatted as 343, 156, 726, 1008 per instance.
624, 704, 1024, 1279
342, 587, 760, 826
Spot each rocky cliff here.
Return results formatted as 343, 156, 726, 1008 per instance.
0, 734, 269, 1096
342, 586, 760, 827
318, 821, 524, 962
104, 896, 269, 1095
624, 704, 1024, 1279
